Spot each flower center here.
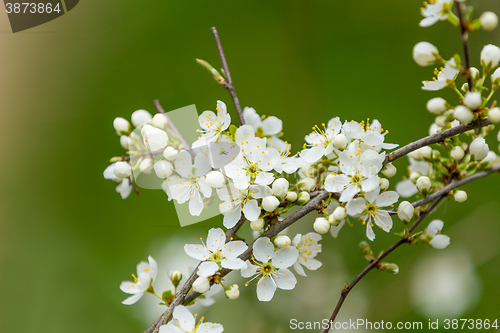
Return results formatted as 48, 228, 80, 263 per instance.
262, 263, 273, 276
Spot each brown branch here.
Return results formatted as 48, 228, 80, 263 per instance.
455, 0, 473, 90
211, 27, 245, 125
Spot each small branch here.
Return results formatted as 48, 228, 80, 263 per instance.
455, 0, 473, 90
211, 27, 245, 125
384, 118, 491, 164
153, 100, 194, 156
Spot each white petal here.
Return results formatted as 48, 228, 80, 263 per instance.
374, 211, 393, 231
273, 246, 299, 269
274, 268, 297, 290
243, 199, 261, 221
330, 220, 345, 238
301, 146, 325, 163
206, 228, 226, 252
148, 256, 158, 281
196, 322, 224, 333
221, 240, 248, 259
375, 191, 399, 207
396, 179, 418, 198
188, 191, 204, 216
248, 184, 273, 199
172, 305, 195, 332
419, 15, 440, 27
197, 261, 219, 277
293, 262, 307, 277
366, 222, 376, 241
252, 237, 275, 262
426, 219, 444, 236
262, 116, 283, 135
429, 234, 450, 249
346, 197, 366, 216
158, 323, 184, 333
257, 276, 276, 301
120, 281, 139, 294
122, 293, 143, 305
222, 205, 242, 229
184, 244, 210, 261
301, 257, 322, 271
254, 172, 275, 186
339, 184, 360, 202
241, 260, 259, 278
221, 257, 246, 270
324, 174, 349, 193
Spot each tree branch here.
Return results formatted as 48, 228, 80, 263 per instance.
211, 27, 245, 125
455, 0, 473, 90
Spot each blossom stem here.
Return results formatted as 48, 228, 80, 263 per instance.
452, 84, 464, 98
455, 0, 473, 90
211, 27, 245, 126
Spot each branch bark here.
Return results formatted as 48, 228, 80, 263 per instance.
455, 0, 473, 90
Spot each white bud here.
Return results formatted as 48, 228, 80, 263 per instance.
262, 196, 280, 212
151, 113, 168, 129
410, 171, 421, 182
453, 105, 474, 125
250, 219, 265, 232
139, 158, 154, 173
418, 146, 432, 160
492, 68, 500, 86
333, 133, 348, 150
381, 163, 397, 178
170, 270, 182, 286
113, 117, 131, 135
131, 109, 152, 127
225, 284, 240, 300
154, 160, 173, 179
480, 11, 498, 31
454, 190, 467, 203
205, 171, 226, 188
426, 97, 448, 114
297, 177, 316, 191
143, 127, 169, 152
469, 67, 480, 80
192, 276, 210, 293
489, 107, 500, 123
413, 42, 439, 67
379, 178, 390, 190
113, 161, 132, 178
435, 114, 449, 127
285, 191, 297, 202
482, 151, 498, 168
297, 191, 310, 204
313, 217, 330, 234
481, 44, 500, 70
120, 135, 130, 149
407, 150, 421, 160
450, 146, 465, 161
163, 146, 179, 161
328, 214, 340, 226
272, 178, 289, 199
300, 164, 317, 178
333, 206, 347, 221
463, 91, 482, 110
470, 137, 489, 160
429, 123, 441, 136
397, 201, 414, 222
416, 176, 432, 193
274, 235, 291, 248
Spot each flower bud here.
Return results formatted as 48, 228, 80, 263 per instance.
463, 91, 482, 110
482, 151, 498, 168
113, 161, 132, 178
328, 214, 341, 226
359, 241, 373, 259
139, 158, 154, 174
131, 109, 152, 127
333, 133, 348, 150
192, 276, 210, 293
163, 146, 179, 161
416, 176, 432, 193
379, 178, 390, 190
274, 235, 291, 248
453, 105, 474, 125
262, 196, 280, 212
397, 201, 414, 223
426, 97, 448, 115
120, 135, 130, 150
481, 44, 500, 70
333, 206, 347, 221
272, 178, 289, 199
418, 146, 432, 160
470, 137, 489, 160
469, 67, 480, 80
170, 270, 182, 287
435, 114, 449, 127
225, 284, 240, 300
410, 171, 421, 182
205, 171, 226, 188
113, 117, 131, 135
381, 163, 397, 178
379, 262, 399, 274
489, 107, 500, 123
492, 68, 500, 86
297, 191, 310, 204
297, 177, 316, 191
285, 191, 297, 202
454, 190, 467, 203
152, 113, 168, 129
313, 217, 330, 234
480, 11, 498, 31
300, 164, 318, 178
412, 42, 439, 67
154, 160, 173, 179
250, 219, 265, 232
143, 127, 169, 152
451, 146, 465, 161
432, 149, 441, 160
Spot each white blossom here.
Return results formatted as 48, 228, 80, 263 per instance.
297, 191, 310, 204
481, 44, 500, 70
416, 176, 432, 193
291, 232, 322, 277
242, 107, 287, 151
454, 190, 467, 202
424, 220, 451, 249
413, 42, 440, 66
480, 11, 498, 31
113, 161, 132, 179
205, 171, 226, 189
453, 105, 474, 125
262, 195, 280, 212
119, 256, 157, 305
470, 137, 489, 160
422, 58, 459, 91
113, 117, 130, 135
419, 0, 454, 27
152, 113, 168, 129
463, 92, 482, 110
272, 178, 289, 199
193, 276, 211, 293
274, 235, 291, 248
286, 191, 297, 202
488, 107, 500, 123
158, 305, 223, 333
397, 201, 414, 222
184, 228, 248, 277
341, 120, 397, 151
192, 101, 231, 148
250, 219, 265, 232
131, 109, 152, 127
301, 117, 342, 163
225, 284, 240, 300
332, 206, 347, 221
313, 217, 330, 234
426, 97, 448, 114
451, 146, 465, 161
163, 146, 179, 161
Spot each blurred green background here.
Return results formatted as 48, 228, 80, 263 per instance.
1, 1, 499, 332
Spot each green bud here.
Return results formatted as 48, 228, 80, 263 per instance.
379, 262, 399, 274
196, 58, 226, 85
170, 270, 182, 287
359, 241, 373, 261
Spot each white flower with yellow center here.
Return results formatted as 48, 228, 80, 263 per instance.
423, 219, 451, 249
192, 101, 231, 148
119, 256, 157, 305
166, 150, 212, 216
242, 107, 288, 151
291, 232, 322, 277
158, 305, 223, 333
324, 141, 384, 202
422, 59, 459, 91
184, 228, 248, 277
216, 183, 272, 228
241, 237, 298, 301
301, 117, 342, 163
419, 0, 455, 27
346, 189, 399, 241
341, 119, 397, 151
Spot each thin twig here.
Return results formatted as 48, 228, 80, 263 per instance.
455, 0, 473, 90
211, 27, 245, 125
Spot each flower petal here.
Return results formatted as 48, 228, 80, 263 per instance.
197, 261, 219, 277
257, 276, 276, 302
273, 246, 299, 269
184, 244, 210, 261
252, 237, 275, 262
274, 268, 297, 290
206, 228, 226, 252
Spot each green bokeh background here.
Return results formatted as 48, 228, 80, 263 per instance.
0, 1, 499, 332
